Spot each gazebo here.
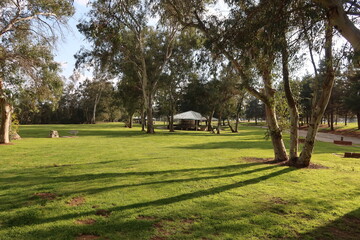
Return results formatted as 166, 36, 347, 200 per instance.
173, 110, 206, 130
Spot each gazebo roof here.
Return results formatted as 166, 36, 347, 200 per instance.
174, 111, 203, 120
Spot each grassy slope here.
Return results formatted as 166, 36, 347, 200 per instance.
0, 123, 359, 240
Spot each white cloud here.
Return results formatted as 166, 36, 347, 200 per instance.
74, 0, 89, 6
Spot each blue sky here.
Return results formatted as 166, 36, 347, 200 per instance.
54, 0, 90, 81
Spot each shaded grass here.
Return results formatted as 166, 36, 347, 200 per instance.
0, 123, 359, 239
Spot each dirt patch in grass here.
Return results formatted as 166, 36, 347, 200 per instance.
95, 209, 111, 217
136, 215, 157, 220
43, 164, 73, 168
148, 217, 198, 240
271, 197, 289, 205
75, 234, 100, 240
33, 192, 57, 200
153, 222, 172, 236
75, 219, 96, 225
150, 237, 167, 240
67, 196, 86, 206
305, 162, 329, 169
181, 218, 196, 224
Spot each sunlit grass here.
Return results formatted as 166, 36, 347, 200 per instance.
0, 123, 359, 239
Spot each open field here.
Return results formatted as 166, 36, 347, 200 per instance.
0, 123, 359, 240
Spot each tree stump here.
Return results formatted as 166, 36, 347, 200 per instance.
49, 130, 59, 138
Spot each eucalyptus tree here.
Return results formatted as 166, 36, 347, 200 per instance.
77, 0, 181, 134
0, 0, 74, 143
313, 0, 360, 61
156, 30, 200, 132
116, 70, 143, 128
164, 0, 289, 161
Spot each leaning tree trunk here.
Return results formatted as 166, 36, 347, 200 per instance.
227, 118, 236, 133
262, 69, 288, 162
265, 104, 288, 162
293, 19, 335, 168
0, 98, 12, 144
281, 31, 299, 162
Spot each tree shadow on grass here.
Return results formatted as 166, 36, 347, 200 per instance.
4, 166, 295, 228
173, 140, 274, 150
0, 162, 265, 210
296, 207, 360, 240
64, 164, 281, 197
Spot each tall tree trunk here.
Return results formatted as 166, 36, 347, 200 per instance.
293, 18, 335, 168
169, 112, 174, 132
335, 113, 338, 125
207, 109, 215, 131
91, 100, 97, 124
345, 113, 347, 126
217, 113, 221, 134
141, 107, 146, 132
357, 112, 360, 130
261, 69, 288, 162
0, 98, 12, 144
128, 113, 134, 128
234, 112, 240, 133
146, 93, 155, 134
330, 109, 334, 131
91, 88, 102, 124
281, 31, 299, 162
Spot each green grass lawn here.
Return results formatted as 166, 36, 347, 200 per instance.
317, 122, 360, 137
0, 123, 359, 240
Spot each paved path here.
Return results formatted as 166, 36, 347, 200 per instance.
298, 130, 360, 145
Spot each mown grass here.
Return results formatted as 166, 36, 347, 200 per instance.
317, 122, 360, 137
0, 123, 359, 240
